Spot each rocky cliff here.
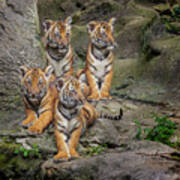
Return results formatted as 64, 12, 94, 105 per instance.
0, 0, 180, 179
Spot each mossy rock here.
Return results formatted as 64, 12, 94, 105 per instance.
0, 138, 43, 179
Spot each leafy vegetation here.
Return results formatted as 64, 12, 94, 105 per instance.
144, 116, 176, 145
134, 120, 142, 140
82, 144, 107, 157
134, 115, 180, 148
14, 144, 40, 158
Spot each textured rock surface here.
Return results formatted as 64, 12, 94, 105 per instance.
0, 0, 44, 113
1, 98, 180, 179
41, 149, 180, 180
38, 0, 180, 107
0, 0, 180, 179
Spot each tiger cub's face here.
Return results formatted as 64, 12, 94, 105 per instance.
56, 76, 85, 109
20, 65, 54, 103
87, 17, 116, 50
43, 16, 72, 54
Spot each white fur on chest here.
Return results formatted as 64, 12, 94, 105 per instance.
89, 52, 112, 78
46, 50, 71, 77
56, 108, 80, 133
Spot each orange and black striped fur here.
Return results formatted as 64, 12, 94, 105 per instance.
77, 18, 117, 100
20, 65, 57, 134
43, 16, 73, 78
54, 76, 98, 161
54, 76, 123, 161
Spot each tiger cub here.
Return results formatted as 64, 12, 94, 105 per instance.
54, 76, 98, 161
54, 76, 123, 161
77, 18, 117, 100
43, 16, 73, 78
20, 65, 57, 134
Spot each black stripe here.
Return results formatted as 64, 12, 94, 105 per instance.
103, 70, 111, 78
105, 62, 113, 70
57, 128, 70, 142
47, 47, 69, 62
39, 108, 52, 116
100, 108, 123, 120
57, 121, 65, 128
89, 63, 97, 71
62, 61, 70, 72
59, 107, 71, 120
82, 106, 91, 119
24, 95, 40, 117
58, 103, 78, 121
91, 45, 110, 61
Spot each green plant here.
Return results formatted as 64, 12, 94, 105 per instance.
14, 144, 40, 158
145, 116, 176, 146
83, 144, 107, 157
134, 120, 142, 140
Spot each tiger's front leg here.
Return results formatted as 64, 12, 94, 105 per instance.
69, 124, 82, 158
54, 129, 70, 161
28, 110, 53, 134
86, 70, 100, 100
28, 105, 53, 134
100, 70, 113, 100
22, 108, 37, 126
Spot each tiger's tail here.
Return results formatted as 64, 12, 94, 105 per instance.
99, 108, 123, 120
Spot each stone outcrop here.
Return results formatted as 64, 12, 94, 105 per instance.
0, 0, 44, 113
0, 0, 180, 179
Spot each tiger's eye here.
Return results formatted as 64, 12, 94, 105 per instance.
39, 78, 43, 85
66, 32, 70, 37
69, 85, 74, 91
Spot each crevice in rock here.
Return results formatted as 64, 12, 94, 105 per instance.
76, 2, 86, 11
6, 1, 23, 16
0, 24, 6, 36
111, 92, 168, 107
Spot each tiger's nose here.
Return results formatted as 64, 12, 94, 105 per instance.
31, 92, 40, 99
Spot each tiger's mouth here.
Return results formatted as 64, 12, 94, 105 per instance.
47, 46, 68, 60
29, 98, 40, 105
25, 95, 41, 108
25, 89, 46, 106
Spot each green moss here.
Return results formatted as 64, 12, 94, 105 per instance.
38, 0, 65, 21
111, 58, 138, 89
0, 142, 20, 152
0, 138, 43, 179
72, 11, 82, 24
128, 1, 157, 19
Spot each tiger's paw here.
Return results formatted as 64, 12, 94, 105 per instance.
101, 96, 112, 100
87, 95, 100, 101
21, 118, 33, 125
28, 125, 43, 134
53, 152, 69, 163
20, 121, 33, 129
101, 92, 112, 100
70, 149, 79, 158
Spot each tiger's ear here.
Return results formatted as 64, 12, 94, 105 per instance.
20, 66, 28, 78
42, 19, 53, 32
44, 65, 54, 80
65, 16, 72, 26
108, 17, 116, 31
55, 78, 64, 91
87, 21, 96, 34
